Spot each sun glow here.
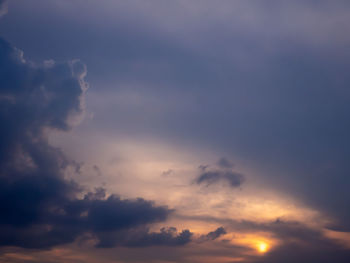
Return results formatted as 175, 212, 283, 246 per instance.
257, 242, 268, 253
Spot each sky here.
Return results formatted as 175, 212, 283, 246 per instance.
1, 0, 350, 262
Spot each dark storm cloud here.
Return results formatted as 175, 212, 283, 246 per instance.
0, 37, 172, 249
196, 161, 245, 188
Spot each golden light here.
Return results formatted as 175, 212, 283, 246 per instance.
257, 242, 268, 253
227, 233, 275, 256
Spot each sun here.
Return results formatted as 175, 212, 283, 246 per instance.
257, 242, 268, 253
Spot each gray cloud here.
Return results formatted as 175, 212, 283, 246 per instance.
206, 227, 227, 240
178, 215, 350, 263
96, 227, 193, 248
196, 160, 245, 188
198, 227, 227, 242
196, 170, 245, 187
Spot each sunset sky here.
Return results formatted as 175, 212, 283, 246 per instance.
1, 1, 350, 262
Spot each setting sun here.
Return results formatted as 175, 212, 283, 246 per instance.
2, 1, 350, 263
258, 242, 268, 253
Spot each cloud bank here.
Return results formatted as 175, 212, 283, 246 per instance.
0, 36, 179, 249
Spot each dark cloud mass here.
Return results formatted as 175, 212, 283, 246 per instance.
0, 37, 174, 249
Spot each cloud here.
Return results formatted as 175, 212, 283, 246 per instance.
0, 37, 173, 249
251, 220, 350, 263
198, 227, 227, 243
205, 226, 227, 240
96, 227, 193, 248
95, 225, 229, 248
2, 1, 350, 261
196, 160, 245, 188
181, 215, 350, 263
254, 243, 350, 263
